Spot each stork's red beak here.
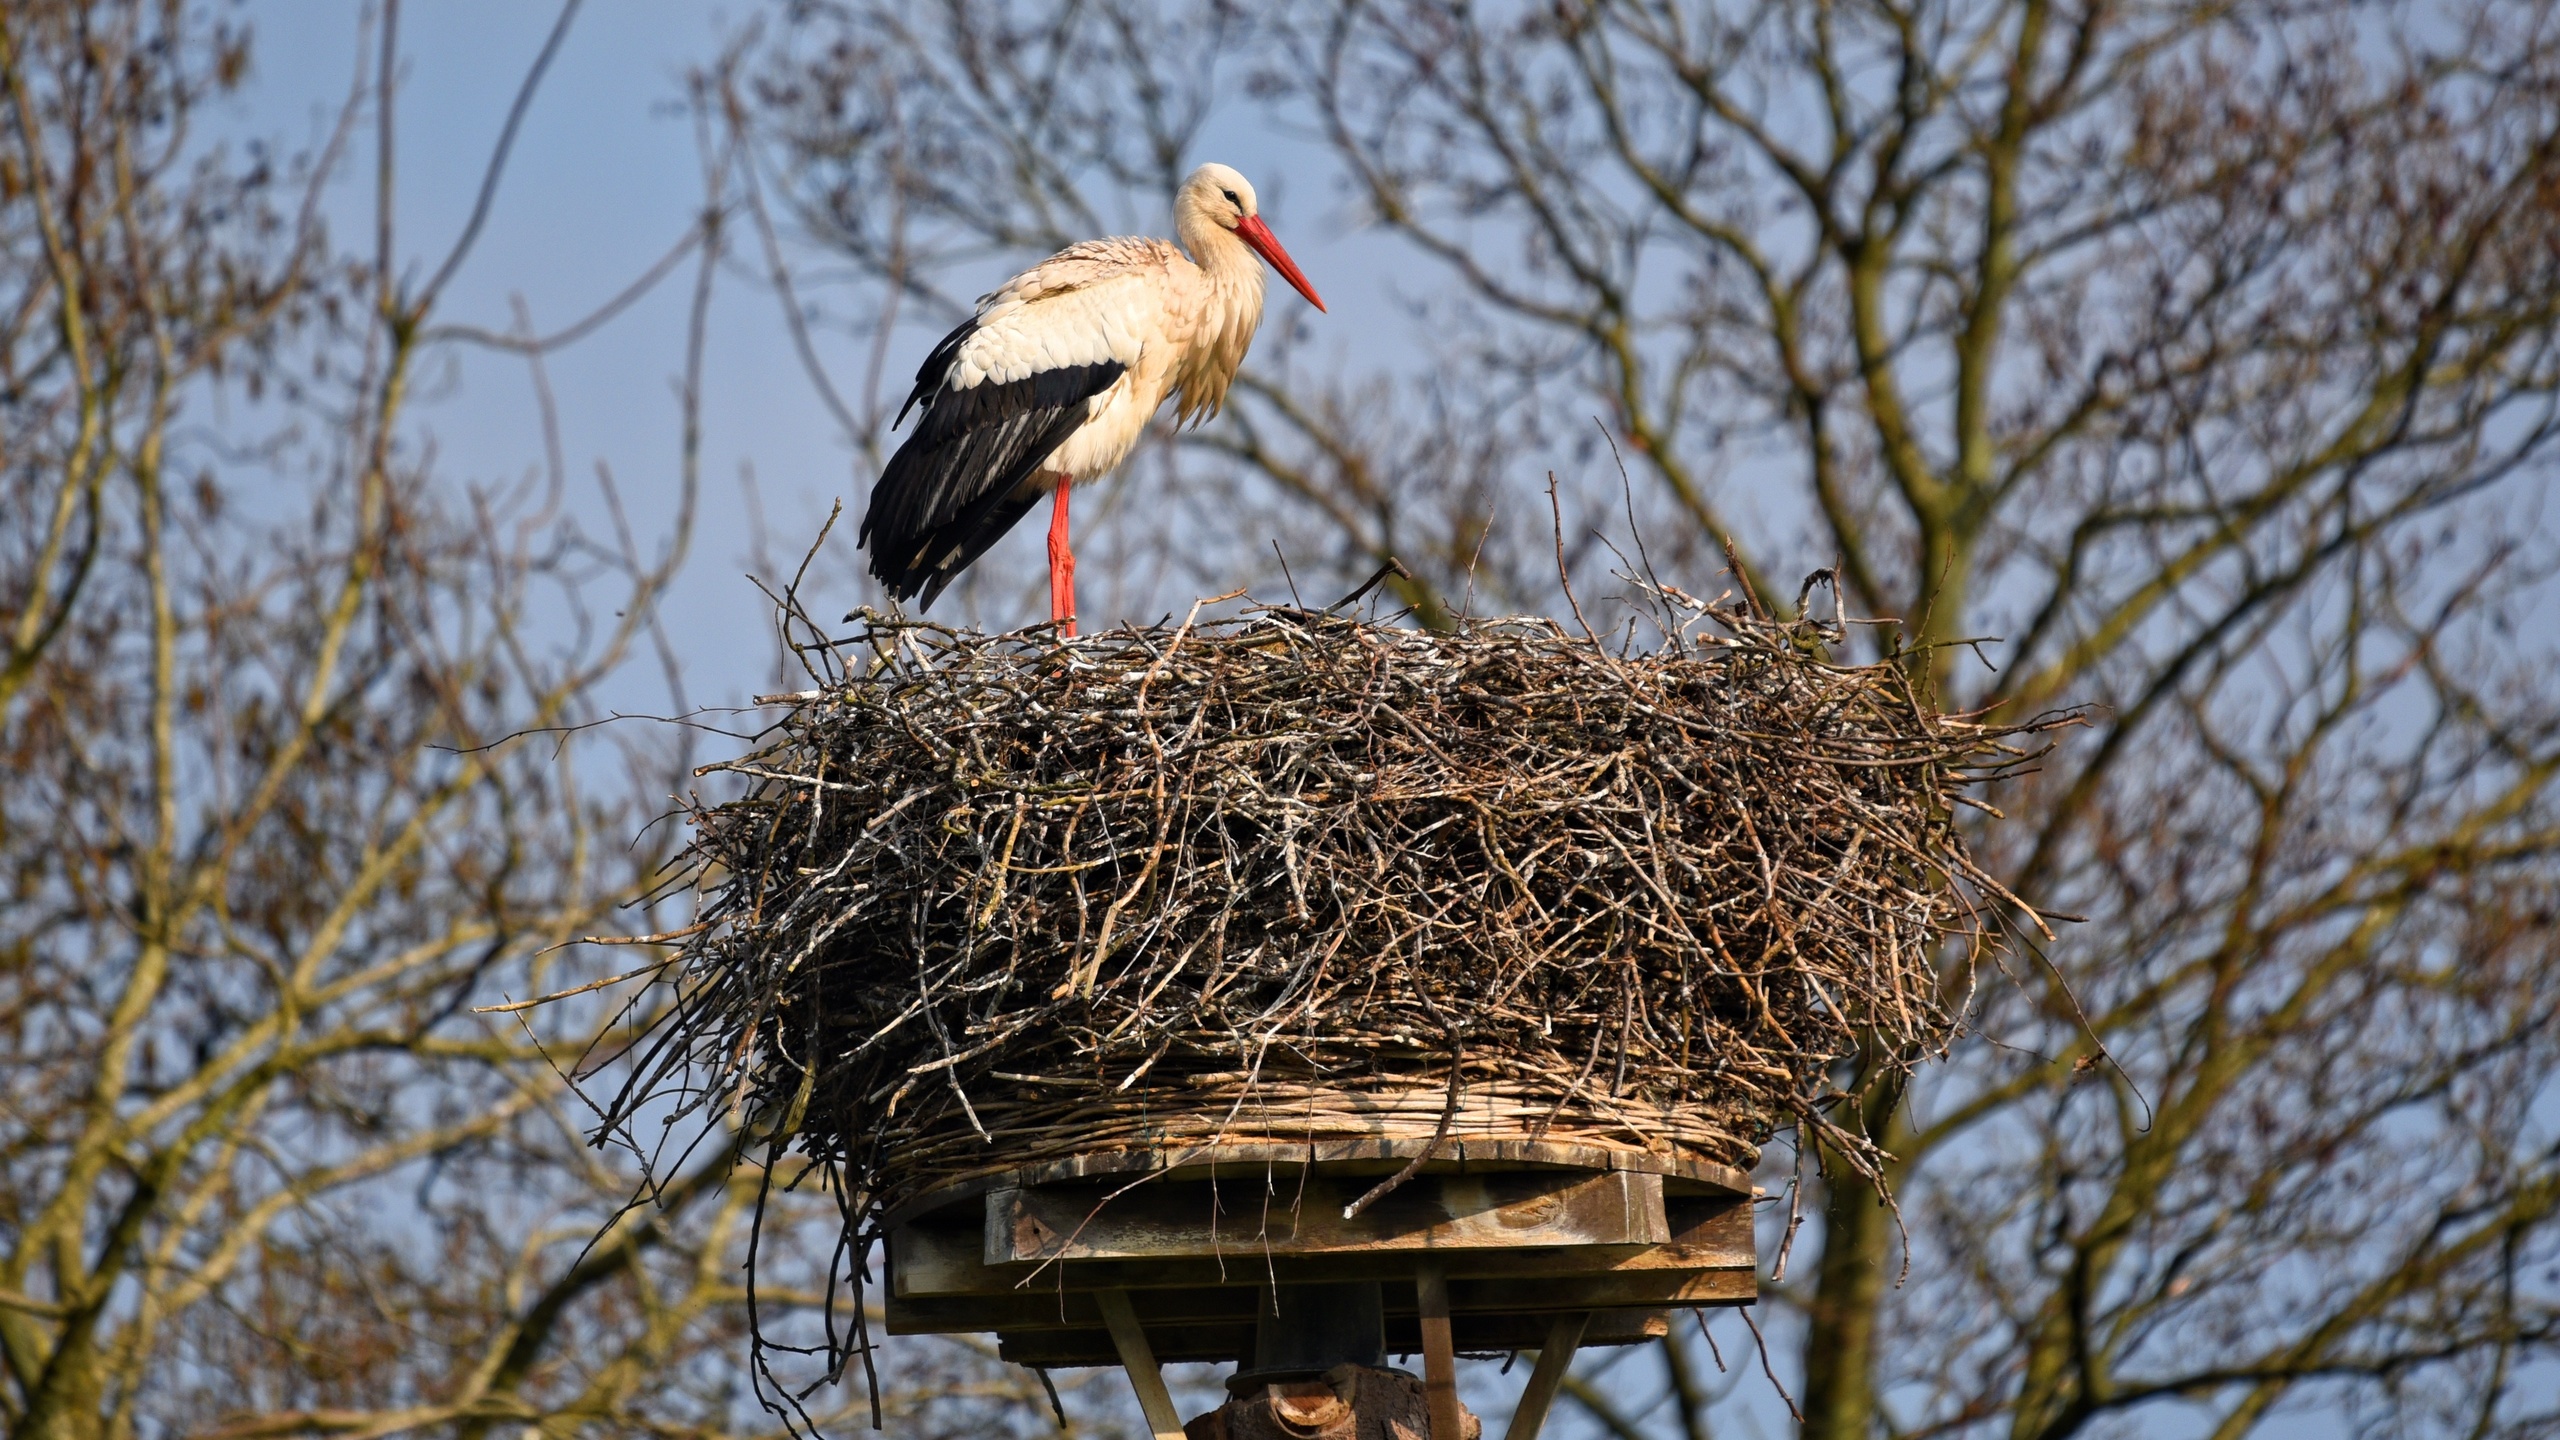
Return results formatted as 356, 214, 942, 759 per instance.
1235, 214, 1326, 313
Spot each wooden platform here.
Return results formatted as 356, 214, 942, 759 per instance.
882, 1139, 1759, 1368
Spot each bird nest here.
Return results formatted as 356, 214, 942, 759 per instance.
586, 577, 2061, 1401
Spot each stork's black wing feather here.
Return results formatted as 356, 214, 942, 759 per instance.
861, 319, 1125, 608
895, 315, 975, 429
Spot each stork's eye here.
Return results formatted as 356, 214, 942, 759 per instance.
1221, 189, 1242, 208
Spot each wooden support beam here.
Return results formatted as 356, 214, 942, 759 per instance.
1094, 1289, 1187, 1440
1503, 1312, 1589, 1440
988, 1170, 1668, 1266
887, 1268, 1749, 1336
874, 1140, 1752, 1233
994, 1307, 1670, 1369
893, 1194, 1749, 1300
1415, 1262, 1463, 1440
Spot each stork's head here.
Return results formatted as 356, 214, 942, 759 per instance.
1181, 163, 1326, 312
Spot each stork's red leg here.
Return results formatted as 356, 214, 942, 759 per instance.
1046, 479, 1077, 639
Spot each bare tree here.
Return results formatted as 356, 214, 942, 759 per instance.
0, 4, 1237, 1435
0, 5, 1088, 1437
745, 0, 2560, 1435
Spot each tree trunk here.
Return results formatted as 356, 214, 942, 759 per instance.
1799, 1075, 1908, 1440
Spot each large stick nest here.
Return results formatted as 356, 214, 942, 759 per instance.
604, 583, 2061, 1265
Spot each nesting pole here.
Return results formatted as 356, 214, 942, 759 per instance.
610, 597, 2061, 1435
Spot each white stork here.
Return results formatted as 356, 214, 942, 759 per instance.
860, 163, 1325, 637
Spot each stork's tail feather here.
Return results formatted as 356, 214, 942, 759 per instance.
865, 483, 1044, 610
860, 357, 1126, 610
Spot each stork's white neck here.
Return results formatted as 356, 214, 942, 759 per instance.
1166, 195, 1268, 426
1175, 203, 1264, 287
1172, 197, 1267, 341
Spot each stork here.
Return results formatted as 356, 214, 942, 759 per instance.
860, 163, 1326, 637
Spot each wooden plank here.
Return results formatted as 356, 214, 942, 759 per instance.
1002, 1323, 1255, 1369
1416, 1263, 1464, 1440
1095, 1289, 1188, 1440
887, 1267, 1752, 1336
1446, 1268, 1753, 1311
1665, 1194, 1755, 1254
879, 1140, 1753, 1231
1504, 1313, 1588, 1440
997, 1308, 1670, 1369
987, 1169, 1668, 1266
888, 1219, 988, 1298
894, 1195, 1749, 1300
987, 1139, 1753, 1195
902, 1217, 1655, 1298
887, 1284, 1260, 1336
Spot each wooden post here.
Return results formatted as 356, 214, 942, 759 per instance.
1096, 1288, 1188, 1440
1414, 1262, 1464, 1440
1502, 1311, 1589, 1440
